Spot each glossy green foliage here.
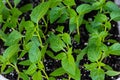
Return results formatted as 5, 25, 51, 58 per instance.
0, 0, 120, 80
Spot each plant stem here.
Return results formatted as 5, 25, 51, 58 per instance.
8, 63, 20, 80
76, 15, 80, 35
36, 24, 43, 48
41, 69, 49, 80
42, 17, 48, 33
6, 0, 13, 9
42, 0, 44, 3
77, 22, 80, 35
9, 63, 19, 74
68, 75, 71, 80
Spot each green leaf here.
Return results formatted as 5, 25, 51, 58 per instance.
46, 50, 55, 59
105, 70, 120, 76
1, 63, 7, 73
50, 67, 66, 76
11, 8, 22, 17
84, 63, 98, 71
99, 31, 108, 40
0, 30, 7, 41
94, 14, 107, 23
105, 21, 111, 30
107, 39, 118, 43
76, 48, 87, 66
67, 8, 77, 18
110, 11, 120, 21
29, 41, 41, 63
74, 34, 80, 43
105, 1, 120, 12
81, 0, 96, 3
5, 30, 22, 46
38, 61, 44, 70
86, 23, 95, 33
0, 15, 3, 22
49, 0, 62, 8
25, 21, 34, 37
57, 12, 68, 23
25, 64, 37, 75
76, 4, 92, 14
69, 67, 81, 80
14, 0, 20, 6
90, 68, 105, 80
1, 6, 10, 20
62, 54, 76, 76
49, 34, 66, 52
9, 54, 17, 64
55, 52, 66, 60
69, 15, 83, 33
0, 1, 4, 13
87, 37, 101, 62
19, 72, 29, 80
23, 21, 35, 42
92, 0, 105, 10
56, 26, 64, 33
32, 71, 42, 80
3, 67, 14, 74
3, 44, 19, 60
63, 0, 76, 6
77, 15, 84, 27
31, 36, 40, 47
69, 16, 77, 33
20, 4, 33, 13
49, 77, 56, 80
62, 33, 71, 45
18, 60, 32, 66
50, 7, 62, 23
30, 2, 50, 23
103, 64, 113, 71
109, 43, 120, 55
0, 55, 5, 63
41, 45, 48, 59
